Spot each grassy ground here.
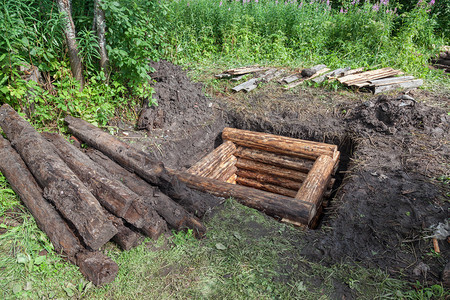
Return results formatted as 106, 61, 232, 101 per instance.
2, 172, 446, 299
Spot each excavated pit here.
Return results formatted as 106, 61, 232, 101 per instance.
132, 60, 449, 285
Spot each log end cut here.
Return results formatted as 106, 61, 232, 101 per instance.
76, 250, 118, 286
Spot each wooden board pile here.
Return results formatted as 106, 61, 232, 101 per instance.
216, 65, 423, 94
0, 104, 209, 285
431, 46, 450, 74
183, 128, 340, 228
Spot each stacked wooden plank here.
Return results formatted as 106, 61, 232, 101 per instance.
183, 127, 340, 228
0, 104, 210, 285
431, 47, 450, 74
215, 66, 268, 79
337, 67, 423, 93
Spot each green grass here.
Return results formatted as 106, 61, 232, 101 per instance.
2, 176, 447, 299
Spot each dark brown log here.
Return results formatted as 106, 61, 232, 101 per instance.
236, 158, 308, 182
57, 0, 84, 89
236, 177, 297, 198
86, 149, 206, 237
65, 115, 214, 217
235, 146, 314, 172
295, 155, 335, 222
76, 250, 118, 286
43, 132, 167, 240
236, 169, 301, 190
0, 135, 81, 260
222, 127, 337, 159
0, 104, 116, 250
173, 171, 315, 225
106, 212, 142, 251
188, 141, 236, 177
0, 135, 117, 285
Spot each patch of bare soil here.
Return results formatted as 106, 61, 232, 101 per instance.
134, 60, 449, 286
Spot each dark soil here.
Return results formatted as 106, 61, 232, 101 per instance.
135, 60, 449, 287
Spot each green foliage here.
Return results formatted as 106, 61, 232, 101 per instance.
159, 0, 444, 79
101, 0, 168, 100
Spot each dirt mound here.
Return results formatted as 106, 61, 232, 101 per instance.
136, 60, 225, 169
346, 95, 449, 135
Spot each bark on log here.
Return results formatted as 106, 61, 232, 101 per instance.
43, 132, 167, 240
235, 146, 314, 172
0, 104, 116, 249
0, 135, 118, 285
222, 127, 337, 159
188, 141, 236, 177
236, 158, 308, 182
173, 171, 315, 225
65, 115, 214, 217
94, 0, 109, 81
86, 149, 206, 237
106, 211, 142, 251
295, 155, 335, 221
236, 176, 297, 198
57, 0, 84, 89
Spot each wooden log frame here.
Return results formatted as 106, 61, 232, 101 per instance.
186, 128, 340, 227
235, 146, 314, 172
0, 104, 117, 250
188, 141, 236, 177
65, 115, 214, 218
295, 155, 335, 224
43, 132, 167, 240
172, 171, 315, 225
0, 135, 118, 285
222, 127, 337, 159
86, 149, 206, 237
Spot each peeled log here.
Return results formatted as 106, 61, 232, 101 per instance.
0, 135, 117, 285
86, 149, 207, 237
208, 155, 237, 180
188, 141, 236, 177
0, 104, 116, 250
295, 155, 335, 220
236, 177, 297, 198
235, 146, 314, 172
173, 170, 315, 225
65, 115, 213, 217
43, 132, 167, 240
236, 158, 308, 182
236, 169, 302, 190
222, 127, 337, 159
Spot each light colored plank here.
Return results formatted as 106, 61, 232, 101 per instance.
374, 79, 423, 94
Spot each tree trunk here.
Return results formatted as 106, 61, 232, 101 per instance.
43, 132, 167, 240
65, 115, 216, 217
0, 134, 118, 285
57, 0, 85, 89
94, 0, 109, 81
86, 149, 207, 238
0, 104, 117, 250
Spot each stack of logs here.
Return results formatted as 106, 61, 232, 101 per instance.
431, 47, 450, 74
0, 104, 211, 285
184, 128, 340, 228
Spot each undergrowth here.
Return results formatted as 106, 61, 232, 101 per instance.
2, 192, 447, 299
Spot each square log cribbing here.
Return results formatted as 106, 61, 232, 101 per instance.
179, 128, 340, 228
